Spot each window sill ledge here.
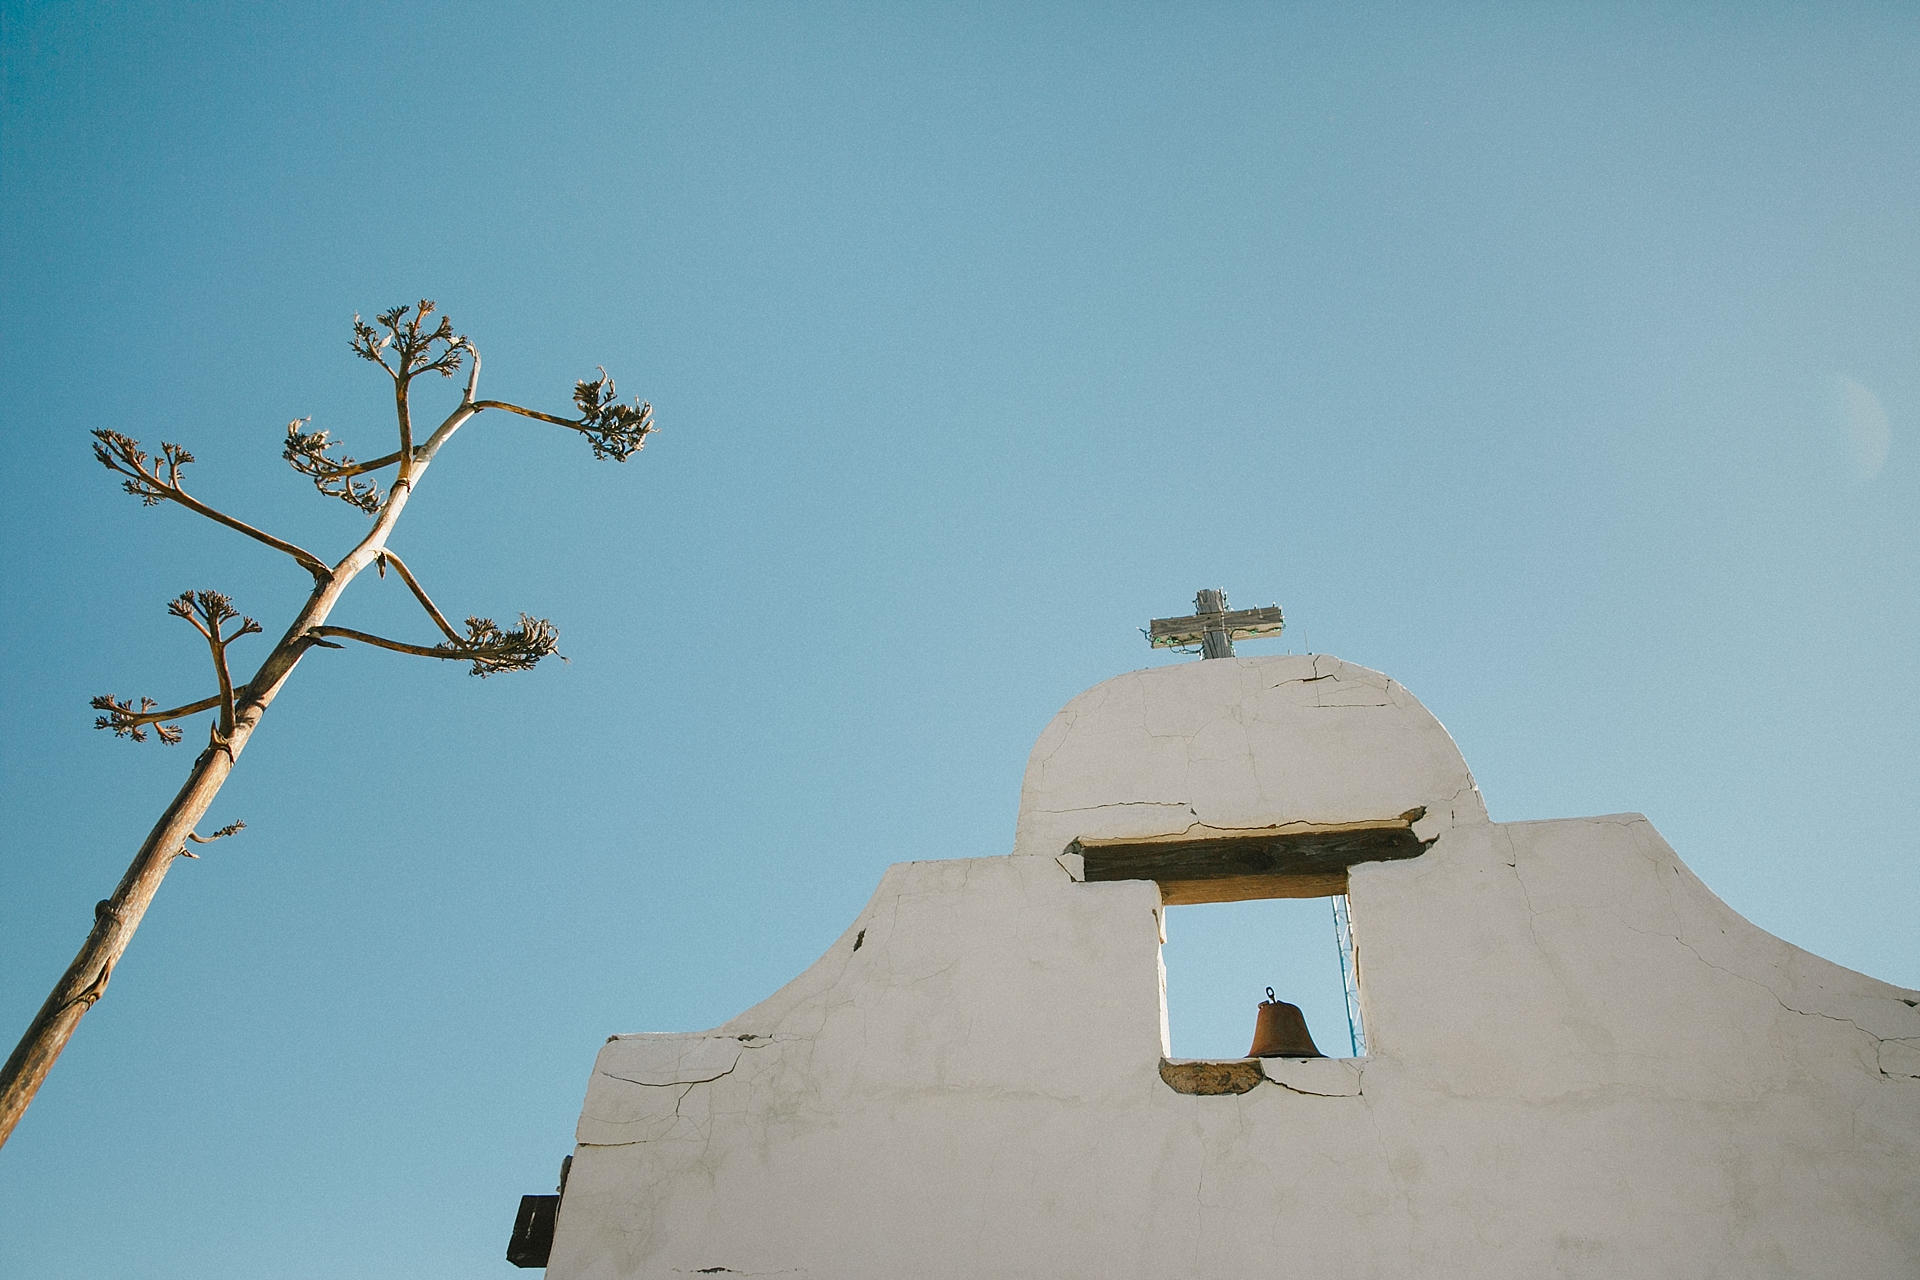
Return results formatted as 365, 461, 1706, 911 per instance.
1160, 1056, 1365, 1097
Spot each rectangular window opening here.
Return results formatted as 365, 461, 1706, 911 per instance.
1068, 823, 1415, 1064
1161, 893, 1366, 1060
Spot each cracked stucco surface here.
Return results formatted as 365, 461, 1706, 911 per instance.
550, 656, 1919, 1280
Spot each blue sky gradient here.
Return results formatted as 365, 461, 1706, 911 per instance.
3, 4, 1917, 1275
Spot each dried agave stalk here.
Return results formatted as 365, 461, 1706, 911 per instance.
0, 302, 654, 1146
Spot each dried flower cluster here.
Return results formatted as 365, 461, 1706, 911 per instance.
282, 418, 386, 513
352, 299, 466, 381
90, 694, 185, 745
572, 368, 656, 461
92, 432, 197, 507
442, 614, 562, 677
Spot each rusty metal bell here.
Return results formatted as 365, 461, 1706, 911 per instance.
1247, 986, 1324, 1058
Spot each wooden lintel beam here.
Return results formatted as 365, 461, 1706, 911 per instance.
1070, 821, 1431, 900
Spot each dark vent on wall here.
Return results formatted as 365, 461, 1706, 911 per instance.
508, 1195, 559, 1268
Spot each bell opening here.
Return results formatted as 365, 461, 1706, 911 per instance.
1160, 895, 1362, 1060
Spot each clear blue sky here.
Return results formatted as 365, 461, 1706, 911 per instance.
3, 4, 1916, 1275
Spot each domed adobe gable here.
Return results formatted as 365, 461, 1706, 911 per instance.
1015, 653, 1486, 859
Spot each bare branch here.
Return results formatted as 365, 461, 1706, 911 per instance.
330, 450, 409, 477
375, 550, 462, 643
308, 612, 560, 677
471, 368, 654, 462
177, 819, 244, 860
303, 626, 451, 659
458, 339, 481, 403
469, 401, 575, 428
91, 430, 334, 581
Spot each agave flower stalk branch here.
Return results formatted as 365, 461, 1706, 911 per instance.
308, 614, 559, 678
91, 434, 333, 581
168, 591, 263, 743
329, 449, 408, 477
0, 302, 655, 1147
90, 692, 225, 744
374, 550, 462, 644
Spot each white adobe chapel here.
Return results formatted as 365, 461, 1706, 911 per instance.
534, 645, 1920, 1278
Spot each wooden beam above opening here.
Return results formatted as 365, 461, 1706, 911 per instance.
1069, 821, 1431, 905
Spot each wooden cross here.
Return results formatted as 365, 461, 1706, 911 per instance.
1147, 589, 1285, 659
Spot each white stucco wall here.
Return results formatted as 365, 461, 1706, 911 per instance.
549, 654, 1920, 1279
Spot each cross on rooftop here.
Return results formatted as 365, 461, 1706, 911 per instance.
1146, 589, 1285, 659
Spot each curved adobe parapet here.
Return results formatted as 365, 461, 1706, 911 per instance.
549, 653, 1920, 1280
1015, 653, 1487, 858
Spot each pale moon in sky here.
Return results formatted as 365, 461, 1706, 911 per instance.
1830, 374, 1891, 481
